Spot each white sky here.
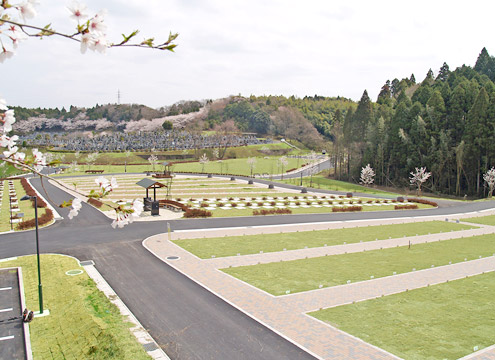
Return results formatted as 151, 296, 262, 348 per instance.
2, 0, 495, 109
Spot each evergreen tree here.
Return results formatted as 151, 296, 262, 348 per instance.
410, 73, 416, 84
436, 62, 450, 82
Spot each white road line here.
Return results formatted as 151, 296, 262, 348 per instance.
0, 335, 15, 341
0, 287, 12, 291
0, 308, 13, 312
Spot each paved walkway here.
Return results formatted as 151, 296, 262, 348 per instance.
145, 211, 495, 360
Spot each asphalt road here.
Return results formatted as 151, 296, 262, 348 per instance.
2, 175, 495, 360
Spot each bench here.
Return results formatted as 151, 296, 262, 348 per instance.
85, 170, 104, 174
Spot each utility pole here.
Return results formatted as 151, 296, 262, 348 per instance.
117, 89, 121, 104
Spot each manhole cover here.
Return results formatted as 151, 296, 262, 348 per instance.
65, 269, 84, 276
166, 256, 180, 260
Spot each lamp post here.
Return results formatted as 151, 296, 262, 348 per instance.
20, 195, 43, 314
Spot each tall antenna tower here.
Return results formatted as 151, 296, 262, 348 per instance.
117, 89, 121, 104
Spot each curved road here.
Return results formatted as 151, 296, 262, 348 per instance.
1, 176, 495, 359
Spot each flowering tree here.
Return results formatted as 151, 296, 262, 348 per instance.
278, 156, 288, 180
1, 1, 178, 228
247, 157, 256, 177
147, 154, 158, 171
199, 153, 209, 172
409, 167, 431, 196
360, 164, 375, 186
483, 167, 495, 197
85, 151, 98, 170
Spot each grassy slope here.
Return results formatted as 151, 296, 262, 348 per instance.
222, 234, 495, 295
461, 215, 495, 226
0, 255, 150, 359
175, 221, 474, 258
310, 272, 495, 360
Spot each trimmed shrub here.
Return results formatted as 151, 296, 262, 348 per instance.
88, 198, 104, 208
16, 209, 53, 230
253, 208, 292, 216
407, 198, 438, 207
184, 209, 212, 218
332, 206, 362, 212
394, 204, 419, 210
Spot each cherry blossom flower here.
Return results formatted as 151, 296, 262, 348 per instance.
92, 34, 108, 54
0, 135, 19, 148
18, 1, 37, 21
2, 109, 16, 133
67, 1, 89, 22
32, 148, 46, 171
7, 25, 28, 49
80, 33, 93, 54
0, 48, 15, 63
89, 11, 107, 34
68, 197, 82, 219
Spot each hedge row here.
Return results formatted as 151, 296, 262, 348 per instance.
87, 198, 104, 208
407, 198, 438, 207
183, 209, 212, 218
16, 209, 53, 230
252, 209, 292, 216
332, 206, 363, 212
20, 178, 47, 208
394, 204, 419, 210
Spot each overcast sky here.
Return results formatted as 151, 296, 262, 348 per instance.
2, 0, 495, 109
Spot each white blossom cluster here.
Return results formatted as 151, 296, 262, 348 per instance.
409, 166, 431, 193
0, 0, 109, 63
360, 164, 375, 186
112, 199, 144, 229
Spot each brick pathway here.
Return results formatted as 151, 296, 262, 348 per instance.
144, 211, 495, 360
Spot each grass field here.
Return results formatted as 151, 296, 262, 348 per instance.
278, 175, 399, 196
0, 180, 50, 232
174, 221, 475, 258
0, 255, 150, 359
222, 234, 495, 295
461, 215, 495, 226
310, 272, 495, 360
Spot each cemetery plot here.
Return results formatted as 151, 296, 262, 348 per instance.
58, 174, 435, 216
174, 221, 476, 258
221, 234, 495, 295
309, 272, 495, 360
0, 179, 50, 232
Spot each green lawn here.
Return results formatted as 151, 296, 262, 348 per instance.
277, 175, 399, 196
461, 215, 495, 226
221, 234, 495, 295
0, 255, 150, 359
309, 272, 495, 360
175, 221, 475, 258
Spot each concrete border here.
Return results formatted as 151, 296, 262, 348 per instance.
17, 266, 33, 360
81, 260, 171, 360
27, 178, 62, 220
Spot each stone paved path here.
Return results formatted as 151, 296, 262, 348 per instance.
144, 210, 495, 360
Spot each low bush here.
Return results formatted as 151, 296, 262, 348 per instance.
200, 202, 208, 208
253, 208, 292, 216
407, 198, 438, 207
87, 198, 104, 208
183, 209, 212, 218
17, 209, 53, 230
231, 203, 237, 207
394, 204, 419, 210
332, 206, 362, 212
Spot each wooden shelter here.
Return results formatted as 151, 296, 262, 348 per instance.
136, 178, 167, 201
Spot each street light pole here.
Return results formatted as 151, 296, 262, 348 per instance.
21, 195, 43, 314
34, 196, 43, 314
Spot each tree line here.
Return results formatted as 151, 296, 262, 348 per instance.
334, 48, 495, 198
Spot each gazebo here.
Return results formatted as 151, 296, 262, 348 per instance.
135, 178, 167, 201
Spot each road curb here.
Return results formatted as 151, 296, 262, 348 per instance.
27, 177, 62, 220
81, 260, 171, 360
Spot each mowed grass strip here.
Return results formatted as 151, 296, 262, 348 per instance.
461, 214, 495, 226
221, 234, 495, 295
1, 255, 150, 359
309, 272, 495, 360
174, 221, 476, 258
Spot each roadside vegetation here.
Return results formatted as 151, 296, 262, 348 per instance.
0, 255, 150, 359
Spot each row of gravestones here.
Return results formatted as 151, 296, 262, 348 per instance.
6, 180, 22, 223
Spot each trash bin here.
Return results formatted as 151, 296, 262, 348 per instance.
151, 201, 160, 216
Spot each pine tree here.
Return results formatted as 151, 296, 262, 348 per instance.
436, 62, 450, 82
410, 74, 416, 84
